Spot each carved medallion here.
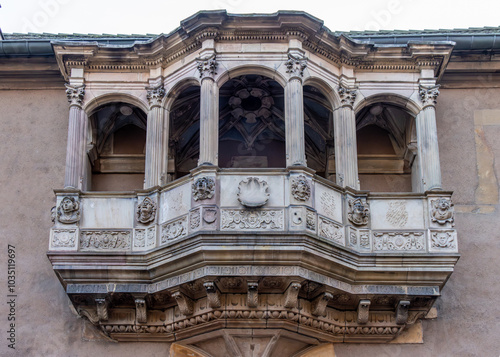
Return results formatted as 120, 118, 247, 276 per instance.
57, 196, 80, 224
430, 198, 454, 225
291, 175, 311, 201
192, 177, 215, 201
136, 197, 156, 224
237, 177, 269, 207
203, 208, 217, 224
348, 198, 370, 226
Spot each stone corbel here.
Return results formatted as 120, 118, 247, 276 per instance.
65, 83, 85, 107
95, 298, 109, 322
172, 291, 194, 316
338, 84, 357, 108
283, 282, 301, 308
135, 298, 147, 323
77, 306, 100, 325
357, 299, 371, 324
311, 292, 333, 317
419, 85, 440, 108
396, 300, 410, 325
203, 282, 221, 309
247, 282, 259, 308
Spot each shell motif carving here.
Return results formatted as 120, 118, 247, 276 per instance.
348, 198, 370, 226
57, 196, 80, 224
291, 175, 311, 201
237, 177, 269, 208
136, 197, 156, 224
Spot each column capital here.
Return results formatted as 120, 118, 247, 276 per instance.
285, 53, 308, 80
146, 85, 166, 109
338, 84, 357, 108
65, 84, 85, 108
419, 84, 440, 108
196, 54, 218, 80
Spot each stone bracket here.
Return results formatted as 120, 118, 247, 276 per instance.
247, 282, 259, 308
203, 282, 221, 308
311, 292, 333, 317
357, 299, 371, 324
95, 298, 109, 322
135, 298, 147, 323
283, 282, 301, 308
173, 291, 194, 316
396, 300, 410, 325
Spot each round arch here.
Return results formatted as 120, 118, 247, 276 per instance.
164, 77, 201, 111
83, 92, 149, 116
217, 64, 288, 89
354, 93, 420, 117
303, 76, 339, 109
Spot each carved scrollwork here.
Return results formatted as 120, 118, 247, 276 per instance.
192, 177, 215, 201
80, 231, 131, 251
291, 175, 311, 201
338, 84, 357, 107
57, 196, 80, 224
348, 198, 370, 226
419, 84, 440, 107
65, 84, 85, 106
161, 217, 187, 243
373, 232, 425, 251
146, 85, 166, 108
221, 209, 283, 230
136, 197, 157, 224
285, 53, 308, 77
430, 198, 454, 225
318, 218, 343, 244
237, 177, 269, 207
196, 54, 218, 78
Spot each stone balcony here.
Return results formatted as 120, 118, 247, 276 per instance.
47, 166, 459, 343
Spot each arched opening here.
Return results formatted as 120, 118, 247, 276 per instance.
169, 85, 201, 180
88, 102, 147, 191
356, 102, 416, 192
218, 74, 285, 168
303, 85, 333, 178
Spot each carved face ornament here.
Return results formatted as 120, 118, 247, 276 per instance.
348, 198, 370, 226
136, 197, 156, 224
431, 198, 454, 225
192, 177, 215, 201
291, 175, 311, 201
57, 197, 80, 224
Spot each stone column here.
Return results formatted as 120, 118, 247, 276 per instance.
334, 85, 359, 189
416, 85, 442, 191
145, 86, 166, 188
64, 84, 87, 190
197, 55, 219, 166
284, 53, 308, 167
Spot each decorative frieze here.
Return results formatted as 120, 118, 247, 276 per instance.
373, 232, 425, 251
136, 197, 157, 224
291, 175, 311, 201
161, 216, 188, 243
318, 217, 344, 244
79, 230, 131, 251
146, 85, 166, 108
430, 198, 454, 225
221, 209, 284, 231
65, 83, 85, 107
338, 84, 357, 107
192, 177, 215, 201
348, 198, 370, 226
419, 84, 440, 107
285, 53, 308, 77
196, 54, 218, 78
51, 229, 77, 249
237, 177, 270, 207
57, 196, 80, 224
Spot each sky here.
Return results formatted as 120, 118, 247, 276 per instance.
0, 0, 499, 36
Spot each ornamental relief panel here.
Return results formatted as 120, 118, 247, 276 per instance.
347, 198, 370, 226
161, 216, 188, 244
318, 217, 344, 245
429, 230, 457, 252
134, 227, 156, 249
57, 196, 80, 224
190, 209, 201, 230
80, 230, 131, 251
221, 209, 284, 231
51, 229, 77, 249
237, 177, 270, 208
192, 177, 215, 201
291, 175, 311, 202
373, 232, 425, 251
136, 197, 156, 224
430, 198, 454, 226
386, 201, 408, 228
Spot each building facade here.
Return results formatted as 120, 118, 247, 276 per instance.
1, 10, 499, 357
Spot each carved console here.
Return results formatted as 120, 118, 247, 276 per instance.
48, 167, 458, 343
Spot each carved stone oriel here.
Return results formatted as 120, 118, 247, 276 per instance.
237, 177, 269, 207
146, 85, 166, 108
57, 196, 80, 224
348, 198, 370, 226
431, 198, 454, 225
373, 232, 425, 251
419, 84, 440, 107
285, 53, 308, 77
291, 175, 311, 201
338, 84, 357, 107
80, 231, 131, 251
192, 177, 215, 201
136, 197, 157, 224
221, 209, 284, 230
196, 54, 217, 78
65, 83, 85, 106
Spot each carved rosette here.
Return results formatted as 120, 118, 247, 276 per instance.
136, 197, 157, 224
291, 175, 311, 201
237, 177, 269, 207
65, 84, 85, 107
338, 84, 357, 107
347, 198, 370, 226
285, 53, 308, 77
196, 54, 218, 79
430, 198, 454, 225
57, 196, 80, 224
419, 85, 440, 107
192, 177, 215, 201
146, 85, 166, 108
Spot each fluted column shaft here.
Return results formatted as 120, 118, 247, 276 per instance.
285, 77, 306, 166
145, 86, 166, 188
64, 84, 87, 189
198, 77, 219, 166
416, 105, 442, 191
